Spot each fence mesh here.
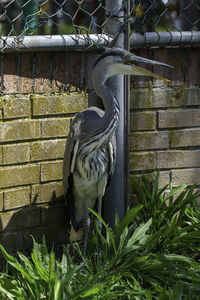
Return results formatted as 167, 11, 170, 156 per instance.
0, 0, 200, 51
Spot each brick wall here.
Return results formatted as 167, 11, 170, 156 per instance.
130, 48, 200, 192
0, 52, 89, 256
0, 92, 88, 255
0, 48, 200, 256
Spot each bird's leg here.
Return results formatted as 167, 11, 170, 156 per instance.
97, 196, 102, 265
82, 201, 90, 259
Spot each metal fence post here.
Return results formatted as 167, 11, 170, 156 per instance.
104, 0, 130, 226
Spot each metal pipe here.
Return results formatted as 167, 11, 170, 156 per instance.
124, 0, 131, 213
130, 31, 200, 48
1, 31, 200, 53
0, 34, 112, 52
104, 0, 127, 227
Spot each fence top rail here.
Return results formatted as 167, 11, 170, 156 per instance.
0, 31, 200, 53
0, 34, 112, 52
130, 31, 200, 48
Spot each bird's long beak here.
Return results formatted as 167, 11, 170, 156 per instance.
123, 54, 173, 83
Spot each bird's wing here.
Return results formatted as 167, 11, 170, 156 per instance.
107, 133, 117, 186
63, 116, 80, 196
63, 115, 83, 231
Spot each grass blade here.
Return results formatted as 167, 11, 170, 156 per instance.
127, 218, 152, 248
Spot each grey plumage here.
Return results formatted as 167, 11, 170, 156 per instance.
63, 107, 116, 231
63, 47, 172, 256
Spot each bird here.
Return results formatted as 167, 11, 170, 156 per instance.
63, 47, 172, 258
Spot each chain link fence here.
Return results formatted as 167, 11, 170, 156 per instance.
131, 0, 200, 33
0, 0, 200, 51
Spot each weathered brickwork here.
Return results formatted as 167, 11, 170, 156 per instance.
0, 48, 199, 255
130, 47, 200, 193
0, 76, 87, 252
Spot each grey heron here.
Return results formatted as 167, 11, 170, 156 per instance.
63, 48, 172, 257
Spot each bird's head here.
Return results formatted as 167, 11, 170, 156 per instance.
92, 47, 173, 86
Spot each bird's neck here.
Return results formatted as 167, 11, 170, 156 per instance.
85, 82, 119, 151
99, 83, 120, 135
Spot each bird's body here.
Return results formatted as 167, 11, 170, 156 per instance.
63, 48, 172, 256
63, 106, 116, 231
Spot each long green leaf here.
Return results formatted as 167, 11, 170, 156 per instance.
49, 250, 56, 281
80, 284, 104, 297
169, 281, 184, 300
31, 249, 49, 282
0, 245, 36, 286
0, 285, 16, 299
165, 184, 187, 201
89, 208, 116, 254
151, 171, 159, 205
54, 279, 61, 300
164, 254, 200, 268
127, 218, 152, 248
116, 205, 143, 241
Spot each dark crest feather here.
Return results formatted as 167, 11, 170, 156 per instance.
93, 48, 131, 69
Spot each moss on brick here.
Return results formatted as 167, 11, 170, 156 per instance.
31, 139, 65, 162
170, 129, 200, 148
131, 88, 152, 109
31, 181, 64, 203
130, 152, 156, 171
3, 97, 31, 119
4, 186, 31, 210
0, 192, 3, 211
0, 146, 2, 164
130, 132, 169, 151
130, 112, 156, 131
40, 118, 71, 138
3, 143, 31, 165
0, 164, 40, 189
41, 161, 63, 182
31, 93, 88, 116
0, 109, 3, 121
0, 120, 40, 142
170, 130, 181, 147
170, 85, 188, 107
131, 87, 171, 109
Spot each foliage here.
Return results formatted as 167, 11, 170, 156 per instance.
0, 173, 200, 299
132, 173, 200, 256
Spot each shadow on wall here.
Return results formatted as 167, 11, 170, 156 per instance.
0, 50, 99, 269
0, 50, 100, 94
0, 193, 70, 271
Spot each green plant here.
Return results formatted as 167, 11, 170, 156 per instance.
0, 173, 200, 299
132, 173, 200, 256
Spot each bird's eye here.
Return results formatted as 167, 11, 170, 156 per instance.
122, 55, 127, 60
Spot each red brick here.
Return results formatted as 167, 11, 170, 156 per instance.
168, 48, 184, 86
34, 53, 51, 93
152, 48, 170, 87
86, 53, 99, 91
185, 48, 200, 86
3, 54, 18, 94
68, 53, 82, 91
51, 52, 68, 92
131, 49, 152, 88
20, 53, 34, 94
